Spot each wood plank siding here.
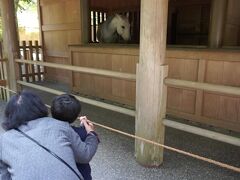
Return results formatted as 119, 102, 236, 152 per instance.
39, 0, 240, 132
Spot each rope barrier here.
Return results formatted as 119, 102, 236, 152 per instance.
92, 122, 240, 173
0, 86, 239, 173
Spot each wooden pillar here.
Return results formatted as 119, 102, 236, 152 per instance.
135, 0, 168, 166
208, 0, 227, 48
80, 0, 90, 44
0, 0, 20, 92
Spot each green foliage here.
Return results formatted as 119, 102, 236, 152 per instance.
15, 0, 36, 12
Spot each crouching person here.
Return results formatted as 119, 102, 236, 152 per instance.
0, 91, 98, 180
51, 94, 100, 180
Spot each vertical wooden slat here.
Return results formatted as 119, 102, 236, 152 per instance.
0, 41, 7, 100
97, 11, 101, 42
91, 11, 94, 42
103, 12, 107, 21
29, 40, 35, 82
2, 61, 7, 99
0, 61, 4, 82
22, 41, 29, 82
17, 41, 23, 81
195, 59, 206, 116
35, 40, 41, 81
3, 60, 9, 100
99, 12, 101, 23
93, 11, 97, 42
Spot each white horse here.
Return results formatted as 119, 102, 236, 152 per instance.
97, 14, 131, 43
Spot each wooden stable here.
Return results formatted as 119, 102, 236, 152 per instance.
1, 0, 240, 167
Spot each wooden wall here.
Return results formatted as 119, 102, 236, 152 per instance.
70, 45, 138, 106
69, 45, 240, 132
39, 0, 82, 85
90, 0, 140, 11
166, 49, 240, 132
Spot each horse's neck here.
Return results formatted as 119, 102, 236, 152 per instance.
107, 16, 118, 34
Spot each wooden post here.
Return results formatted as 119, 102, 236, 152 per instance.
0, 0, 20, 92
135, 0, 168, 166
29, 40, 35, 82
208, 0, 227, 48
35, 40, 41, 81
22, 41, 30, 82
80, 0, 90, 44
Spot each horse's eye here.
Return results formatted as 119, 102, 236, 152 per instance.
121, 26, 125, 29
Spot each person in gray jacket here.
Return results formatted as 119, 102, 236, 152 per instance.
0, 90, 98, 180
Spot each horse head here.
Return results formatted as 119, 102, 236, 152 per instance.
97, 14, 131, 43
114, 14, 131, 42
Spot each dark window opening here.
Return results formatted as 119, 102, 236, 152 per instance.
167, 0, 211, 46
87, 0, 240, 47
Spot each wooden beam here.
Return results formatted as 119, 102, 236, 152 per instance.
42, 23, 81, 31
208, 0, 227, 48
0, 0, 20, 92
163, 119, 240, 147
165, 78, 240, 96
69, 45, 139, 56
135, 0, 168, 166
15, 59, 136, 80
17, 80, 135, 116
45, 50, 68, 58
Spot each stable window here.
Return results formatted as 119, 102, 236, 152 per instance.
83, 0, 240, 47
88, 0, 140, 44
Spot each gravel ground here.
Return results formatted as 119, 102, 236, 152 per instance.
0, 83, 239, 180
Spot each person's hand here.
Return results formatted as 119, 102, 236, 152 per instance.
79, 116, 95, 134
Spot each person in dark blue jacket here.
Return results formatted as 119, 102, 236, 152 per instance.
51, 94, 99, 180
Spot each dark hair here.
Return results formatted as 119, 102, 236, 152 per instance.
51, 94, 81, 123
2, 90, 48, 130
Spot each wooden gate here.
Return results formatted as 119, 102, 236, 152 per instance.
19, 40, 44, 82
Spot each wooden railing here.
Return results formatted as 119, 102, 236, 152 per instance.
19, 40, 44, 82
15, 48, 240, 144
